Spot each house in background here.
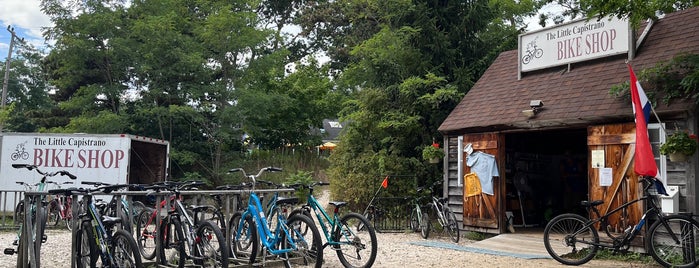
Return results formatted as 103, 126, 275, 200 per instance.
438, 7, 699, 234
318, 119, 344, 152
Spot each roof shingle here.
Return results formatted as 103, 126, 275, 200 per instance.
439, 7, 699, 135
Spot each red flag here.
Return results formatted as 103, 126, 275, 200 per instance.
381, 176, 388, 189
629, 64, 658, 177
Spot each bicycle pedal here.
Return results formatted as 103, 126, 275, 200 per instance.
42, 234, 47, 243
4, 248, 16, 255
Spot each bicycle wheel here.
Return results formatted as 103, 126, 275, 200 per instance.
76, 220, 98, 268
135, 209, 157, 260
47, 200, 60, 226
444, 208, 460, 243
420, 212, 430, 239
16, 223, 27, 268
15, 201, 25, 225
194, 220, 229, 267
333, 212, 377, 268
111, 229, 143, 268
228, 212, 259, 265
159, 217, 186, 267
647, 215, 699, 268
543, 213, 599, 265
282, 213, 323, 268
289, 208, 313, 236
410, 206, 420, 232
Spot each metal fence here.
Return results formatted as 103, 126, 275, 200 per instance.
366, 196, 413, 232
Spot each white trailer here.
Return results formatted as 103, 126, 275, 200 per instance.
0, 133, 169, 211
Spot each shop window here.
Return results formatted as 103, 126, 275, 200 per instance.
649, 123, 667, 185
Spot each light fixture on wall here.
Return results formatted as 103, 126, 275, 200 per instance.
522, 100, 543, 118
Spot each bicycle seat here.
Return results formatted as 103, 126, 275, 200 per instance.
329, 201, 347, 209
580, 200, 604, 207
276, 197, 299, 206
101, 215, 122, 228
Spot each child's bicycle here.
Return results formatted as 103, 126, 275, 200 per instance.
544, 176, 699, 267
287, 181, 378, 268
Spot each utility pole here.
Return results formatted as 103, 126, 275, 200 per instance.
3, 25, 24, 109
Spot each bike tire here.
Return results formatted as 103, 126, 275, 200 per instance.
228, 212, 259, 265
647, 214, 699, 268
159, 217, 186, 267
289, 208, 312, 236
194, 220, 229, 268
111, 229, 143, 267
333, 212, 377, 268
15, 201, 25, 225
16, 222, 27, 268
444, 208, 460, 243
543, 213, 598, 265
135, 209, 157, 260
76, 220, 98, 268
47, 200, 60, 226
282, 213, 323, 268
420, 212, 430, 239
410, 206, 420, 232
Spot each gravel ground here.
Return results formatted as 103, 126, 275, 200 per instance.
0, 187, 661, 267
0, 228, 660, 268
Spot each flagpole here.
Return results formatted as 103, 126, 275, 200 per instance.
363, 185, 383, 215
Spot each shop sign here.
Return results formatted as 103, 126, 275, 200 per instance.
519, 16, 629, 72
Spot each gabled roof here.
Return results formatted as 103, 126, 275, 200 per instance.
439, 7, 699, 135
321, 119, 345, 142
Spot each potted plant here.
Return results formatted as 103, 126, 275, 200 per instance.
660, 131, 698, 162
422, 142, 445, 163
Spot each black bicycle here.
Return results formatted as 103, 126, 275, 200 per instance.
543, 176, 699, 267
49, 183, 143, 267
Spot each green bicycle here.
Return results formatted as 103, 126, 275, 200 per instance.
288, 181, 377, 268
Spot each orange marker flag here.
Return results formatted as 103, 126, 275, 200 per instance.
381, 176, 388, 189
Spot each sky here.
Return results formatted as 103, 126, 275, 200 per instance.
0, 0, 52, 60
0, 1, 564, 63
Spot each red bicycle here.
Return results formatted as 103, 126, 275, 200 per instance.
47, 181, 75, 230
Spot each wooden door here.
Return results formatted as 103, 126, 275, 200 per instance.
462, 133, 504, 231
587, 123, 643, 232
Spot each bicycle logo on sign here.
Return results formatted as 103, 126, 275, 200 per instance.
521, 39, 544, 65
11, 142, 30, 161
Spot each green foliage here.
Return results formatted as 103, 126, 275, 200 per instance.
610, 53, 699, 105
421, 144, 444, 161
284, 170, 315, 202
579, 0, 698, 27
660, 131, 698, 156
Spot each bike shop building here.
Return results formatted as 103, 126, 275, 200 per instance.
438, 7, 699, 235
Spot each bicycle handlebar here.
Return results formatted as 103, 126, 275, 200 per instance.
12, 164, 77, 180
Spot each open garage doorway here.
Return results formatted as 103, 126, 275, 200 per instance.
504, 129, 588, 228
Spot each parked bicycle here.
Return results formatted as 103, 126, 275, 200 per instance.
288, 181, 378, 268
409, 189, 430, 239
408, 183, 459, 243
13, 181, 40, 226
135, 181, 229, 267
4, 164, 76, 267
543, 176, 699, 267
49, 183, 143, 267
227, 167, 323, 267
46, 180, 75, 230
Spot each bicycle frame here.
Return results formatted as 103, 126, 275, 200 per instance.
574, 187, 675, 248
81, 193, 122, 265
237, 191, 298, 255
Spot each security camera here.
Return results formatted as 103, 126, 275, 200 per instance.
530, 100, 543, 108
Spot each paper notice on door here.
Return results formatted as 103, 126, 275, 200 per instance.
599, 167, 613, 186
591, 150, 605, 168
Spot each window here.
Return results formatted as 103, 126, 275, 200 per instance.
649, 123, 667, 185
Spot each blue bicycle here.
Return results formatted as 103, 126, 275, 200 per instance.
227, 167, 323, 267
